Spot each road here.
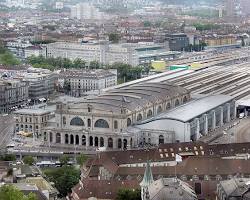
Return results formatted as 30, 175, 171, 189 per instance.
0, 114, 14, 149
210, 118, 250, 144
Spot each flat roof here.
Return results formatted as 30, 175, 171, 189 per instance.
14, 106, 55, 115
156, 94, 234, 122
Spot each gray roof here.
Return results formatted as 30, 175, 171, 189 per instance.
14, 106, 55, 115
148, 178, 197, 200
219, 178, 250, 197
69, 82, 189, 113
155, 94, 234, 122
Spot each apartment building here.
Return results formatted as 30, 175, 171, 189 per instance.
0, 79, 29, 113
59, 69, 117, 97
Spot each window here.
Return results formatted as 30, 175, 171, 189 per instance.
100, 137, 104, 147
82, 135, 86, 145
87, 119, 91, 127
157, 106, 162, 114
75, 135, 79, 145
94, 119, 109, 128
127, 118, 132, 126
108, 138, 113, 148
137, 113, 142, 121
56, 133, 61, 143
147, 110, 153, 118
70, 117, 84, 126
183, 96, 188, 103
166, 102, 171, 109
159, 135, 164, 144
114, 120, 118, 129
65, 134, 69, 144
195, 183, 202, 195
175, 99, 180, 106
63, 116, 66, 125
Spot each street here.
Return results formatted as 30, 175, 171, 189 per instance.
0, 114, 14, 149
210, 117, 250, 144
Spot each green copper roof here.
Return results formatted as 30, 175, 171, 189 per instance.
140, 160, 154, 187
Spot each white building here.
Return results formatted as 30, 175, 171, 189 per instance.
70, 3, 105, 20
45, 41, 175, 66
58, 69, 117, 97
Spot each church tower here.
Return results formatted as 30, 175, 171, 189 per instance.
140, 160, 153, 200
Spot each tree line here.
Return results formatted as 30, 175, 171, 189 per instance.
27, 55, 144, 83
0, 42, 20, 66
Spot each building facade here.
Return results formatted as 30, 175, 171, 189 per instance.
42, 82, 190, 149
0, 79, 29, 113
14, 107, 55, 138
59, 69, 117, 97
22, 70, 58, 101
45, 42, 174, 66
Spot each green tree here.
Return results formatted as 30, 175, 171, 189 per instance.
0, 52, 20, 66
23, 156, 35, 166
59, 155, 70, 165
73, 58, 86, 68
44, 166, 80, 197
0, 184, 37, 200
143, 21, 151, 27
89, 60, 101, 69
76, 154, 87, 166
1, 154, 16, 161
116, 188, 141, 200
108, 33, 120, 43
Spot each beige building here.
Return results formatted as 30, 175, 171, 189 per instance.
42, 82, 190, 149
14, 107, 55, 138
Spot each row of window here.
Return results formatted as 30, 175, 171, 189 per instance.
44, 132, 131, 149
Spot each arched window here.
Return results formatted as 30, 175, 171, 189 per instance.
70, 117, 84, 126
123, 139, 127, 149
157, 106, 162, 114
114, 120, 118, 129
137, 114, 142, 121
147, 110, 153, 118
118, 138, 122, 149
159, 135, 164, 144
70, 134, 74, 144
82, 135, 86, 145
87, 119, 91, 127
175, 99, 180, 107
127, 118, 132, 126
100, 137, 104, 147
49, 132, 53, 142
75, 135, 79, 145
44, 132, 47, 141
130, 138, 133, 147
183, 96, 188, 103
94, 119, 109, 128
89, 136, 93, 146
108, 138, 113, 148
56, 133, 61, 143
94, 137, 98, 147
166, 102, 171, 110
63, 116, 66, 125
65, 134, 69, 144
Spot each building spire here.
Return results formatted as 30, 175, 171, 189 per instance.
140, 160, 154, 187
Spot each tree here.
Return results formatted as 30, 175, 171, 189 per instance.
89, 60, 101, 69
0, 52, 20, 66
59, 155, 70, 165
116, 188, 141, 200
23, 156, 35, 166
108, 33, 120, 43
0, 154, 16, 161
44, 166, 80, 197
76, 154, 87, 166
0, 184, 37, 200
